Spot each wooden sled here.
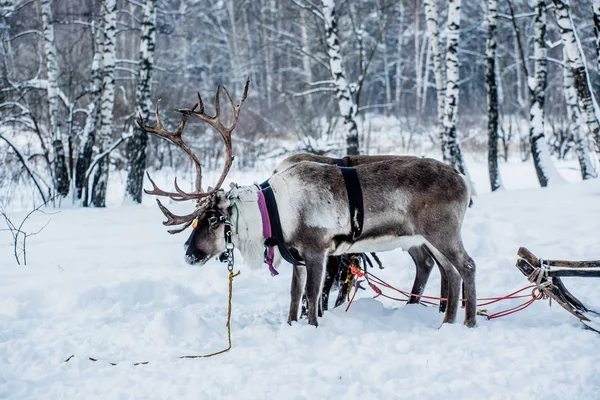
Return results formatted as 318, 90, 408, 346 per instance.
516, 247, 600, 333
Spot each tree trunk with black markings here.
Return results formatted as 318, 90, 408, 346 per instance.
74, 28, 102, 204
529, 0, 554, 187
125, 0, 157, 203
91, 0, 117, 207
553, 0, 600, 154
563, 47, 597, 180
440, 0, 468, 176
322, 0, 360, 155
40, 0, 69, 196
594, 0, 600, 72
485, 0, 502, 191
424, 0, 444, 124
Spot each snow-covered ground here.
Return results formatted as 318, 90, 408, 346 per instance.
1, 159, 600, 399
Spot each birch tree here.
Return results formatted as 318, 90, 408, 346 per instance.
594, 0, 600, 71
321, 0, 360, 155
552, 0, 600, 154
91, 0, 117, 207
74, 28, 102, 203
125, 0, 157, 203
39, 0, 69, 196
0, 1, 14, 91
563, 47, 597, 180
508, 0, 563, 186
485, 0, 502, 191
440, 0, 467, 175
424, 0, 444, 124
528, 0, 557, 186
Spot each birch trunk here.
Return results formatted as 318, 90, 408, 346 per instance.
40, 0, 69, 196
594, 0, 600, 71
382, 31, 392, 112
125, 0, 157, 203
528, 0, 560, 187
395, 3, 405, 113
424, 0, 444, 123
485, 0, 502, 191
263, 0, 275, 109
226, 0, 241, 94
74, 28, 102, 203
322, 0, 360, 155
563, 48, 598, 179
552, 0, 600, 154
91, 0, 117, 207
414, 4, 425, 116
440, 0, 467, 175
0, 1, 14, 90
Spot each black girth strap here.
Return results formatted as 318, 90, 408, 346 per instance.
339, 167, 364, 239
260, 182, 305, 265
332, 157, 347, 167
257, 162, 364, 267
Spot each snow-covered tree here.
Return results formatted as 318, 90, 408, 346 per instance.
321, 0, 360, 155
563, 47, 598, 180
74, 28, 102, 204
528, 0, 558, 187
485, 0, 502, 191
440, 0, 468, 175
91, 0, 117, 207
552, 0, 600, 155
39, 0, 69, 196
508, 0, 563, 186
0, 0, 14, 91
594, 0, 600, 71
424, 0, 444, 124
125, 0, 157, 203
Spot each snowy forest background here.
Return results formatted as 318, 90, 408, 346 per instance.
1, 0, 600, 210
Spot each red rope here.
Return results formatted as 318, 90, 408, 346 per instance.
344, 266, 543, 320
344, 265, 364, 312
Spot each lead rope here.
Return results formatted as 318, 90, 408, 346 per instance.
181, 220, 241, 359
64, 221, 240, 365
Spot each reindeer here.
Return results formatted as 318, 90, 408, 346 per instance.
272, 153, 446, 319
137, 80, 477, 327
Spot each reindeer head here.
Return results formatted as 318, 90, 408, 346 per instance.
137, 79, 250, 265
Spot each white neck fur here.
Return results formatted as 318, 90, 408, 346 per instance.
229, 186, 280, 271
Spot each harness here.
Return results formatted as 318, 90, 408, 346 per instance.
258, 182, 303, 275
257, 162, 364, 275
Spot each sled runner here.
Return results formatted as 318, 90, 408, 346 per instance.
515, 247, 600, 332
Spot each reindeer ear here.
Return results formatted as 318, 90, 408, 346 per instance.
207, 186, 214, 192
233, 187, 257, 202
230, 182, 239, 189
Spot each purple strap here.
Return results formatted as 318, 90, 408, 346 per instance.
257, 190, 278, 276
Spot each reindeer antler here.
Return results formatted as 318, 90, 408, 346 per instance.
185, 77, 250, 191
136, 78, 250, 233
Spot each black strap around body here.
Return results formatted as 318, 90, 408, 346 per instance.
258, 160, 364, 268
332, 158, 347, 167
339, 167, 364, 240
261, 184, 305, 265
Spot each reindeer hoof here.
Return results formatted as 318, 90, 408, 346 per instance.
464, 319, 477, 328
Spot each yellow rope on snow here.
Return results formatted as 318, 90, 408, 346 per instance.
64, 270, 241, 365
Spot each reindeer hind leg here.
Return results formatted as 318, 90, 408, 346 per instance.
423, 243, 461, 325
408, 245, 435, 304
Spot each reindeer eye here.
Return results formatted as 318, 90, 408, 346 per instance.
208, 216, 219, 226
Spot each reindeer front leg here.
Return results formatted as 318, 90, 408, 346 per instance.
288, 265, 306, 325
304, 253, 327, 326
